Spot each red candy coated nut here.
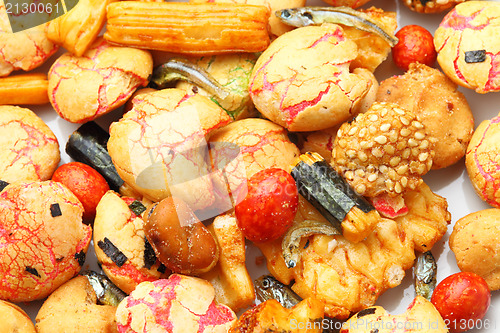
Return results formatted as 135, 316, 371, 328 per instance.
235, 168, 298, 243
392, 25, 437, 71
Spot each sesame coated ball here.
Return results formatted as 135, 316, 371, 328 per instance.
332, 102, 434, 198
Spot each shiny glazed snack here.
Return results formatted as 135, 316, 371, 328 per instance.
450, 209, 500, 290
35, 276, 119, 333
94, 192, 169, 294
0, 300, 36, 333
0, 106, 60, 183
48, 37, 153, 123
249, 24, 372, 132
376, 63, 474, 169
0, 181, 91, 302
115, 274, 237, 333
465, 111, 500, 207
0, 5, 58, 77
392, 25, 437, 71
108, 88, 231, 207
434, 1, 500, 93
403, 0, 466, 13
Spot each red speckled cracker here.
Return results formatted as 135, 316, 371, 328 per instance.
0, 105, 60, 183
116, 274, 236, 333
0, 181, 91, 302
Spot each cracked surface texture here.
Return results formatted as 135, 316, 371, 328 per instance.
434, 1, 500, 93
115, 274, 237, 333
0, 5, 58, 77
48, 37, 153, 123
465, 112, 500, 208
249, 24, 371, 132
0, 105, 60, 183
0, 181, 91, 302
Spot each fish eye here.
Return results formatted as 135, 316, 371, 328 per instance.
261, 278, 270, 289
303, 12, 313, 21
281, 10, 291, 18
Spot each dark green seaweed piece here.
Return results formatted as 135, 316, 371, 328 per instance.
143, 237, 156, 269
0, 180, 9, 191
157, 263, 167, 274
97, 237, 128, 267
66, 121, 124, 192
25, 266, 40, 277
291, 152, 374, 233
465, 50, 486, 63
129, 200, 147, 216
50, 203, 62, 217
75, 251, 86, 266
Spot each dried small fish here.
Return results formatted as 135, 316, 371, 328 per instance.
282, 219, 339, 268
276, 6, 398, 47
151, 58, 230, 100
83, 271, 127, 306
414, 251, 437, 301
254, 275, 302, 309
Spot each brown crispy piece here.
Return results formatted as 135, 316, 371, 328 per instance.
376, 63, 474, 169
104, 2, 270, 55
230, 298, 324, 333
403, 0, 466, 13
257, 182, 449, 319
332, 102, 434, 198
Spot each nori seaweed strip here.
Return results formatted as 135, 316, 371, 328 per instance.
50, 203, 62, 217
129, 200, 147, 216
157, 263, 167, 274
25, 266, 40, 277
465, 50, 486, 63
0, 180, 9, 191
291, 153, 374, 233
75, 251, 86, 266
143, 237, 156, 269
357, 307, 377, 317
97, 237, 128, 267
66, 121, 124, 192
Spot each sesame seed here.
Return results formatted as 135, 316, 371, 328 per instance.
360, 141, 373, 149
347, 149, 356, 158
374, 135, 388, 144
412, 148, 420, 157
379, 165, 388, 173
345, 171, 354, 180
355, 169, 365, 177
372, 148, 383, 158
397, 165, 409, 175
359, 128, 367, 138
384, 145, 395, 154
347, 162, 357, 170
400, 128, 411, 137
367, 165, 376, 173
408, 138, 419, 147
400, 117, 410, 126
390, 156, 401, 167
348, 126, 358, 136
388, 169, 398, 180
395, 182, 403, 194
369, 114, 379, 122
417, 164, 427, 175
402, 149, 411, 159
380, 123, 391, 132
337, 158, 347, 166
400, 176, 408, 187
358, 151, 368, 162
380, 108, 388, 117
419, 140, 429, 149
368, 174, 377, 182
394, 108, 405, 115
355, 184, 366, 194
369, 125, 377, 134
338, 139, 347, 148
414, 132, 425, 140
386, 179, 394, 191
389, 132, 399, 143
413, 121, 424, 129
418, 152, 429, 162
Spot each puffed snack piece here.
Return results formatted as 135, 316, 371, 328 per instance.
249, 24, 372, 132
376, 63, 474, 169
332, 102, 434, 198
450, 208, 500, 290
94, 191, 169, 294
0, 5, 58, 77
434, 1, 500, 93
0, 106, 60, 184
403, 0, 466, 13
0, 181, 91, 302
465, 112, 500, 208
36, 275, 118, 333
108, 88, 231, 209
115, 274, 237, 333
48, 37, 153, 123
0, 300, 36, 333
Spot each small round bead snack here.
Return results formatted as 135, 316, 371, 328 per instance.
0, 105, 60, 184
94, 191, 169, 294
36, 275, 119, 333
450, 209, 500, 291
465, 112, 500, 208
108, 88, 231, 208
402, 0, 466, 14
0, 300, 36, 333
434, 1, 500, 93
249, 24, 372, 132
0, 181, 91, 302
48, 37, 153, 123
332, 102, 434, 198
0, 4, 58, 77
115, 274, 237, 333
376, 63, 474, 169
